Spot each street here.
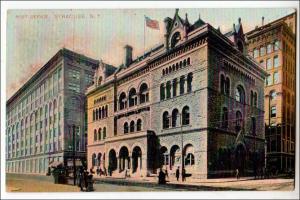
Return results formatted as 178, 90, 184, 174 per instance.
6, 173, 294, 192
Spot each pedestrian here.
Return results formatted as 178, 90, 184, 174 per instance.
83, 168, 88, 191
236, 168, 240, 180
96, 167, 100, 176
78, 167, 84, 191
182, 168, 186, 182
176, 167, 180, 181
104, 167, 107, 176
158, 168, 166, 184
165, 168, 169, 181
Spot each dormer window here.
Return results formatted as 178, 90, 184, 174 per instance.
98, 76, 103, 85
171, 32, 181, 48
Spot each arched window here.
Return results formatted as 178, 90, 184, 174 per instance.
162, 69, 165, 76
102, 106, 105, 118
99, 108, 102, 119
130, 121, 135, 132
96, 108, 99, 120
119, 92, 127, 110
160, 84, 165, 100
220, 74, 226, 94
176, 63, 179, 70
235, 85, 245, 103
250, 90, 254, 106
225, 77, 230, 95
182, 106, 190, 125
166, 81, 171, 99
172, 79, 177, 97
98, 128, 102, 140
94, 130, 97, 141
137, 119, 142, 131
129, 88, 137, 107
183, 59, 187, 67
254, 92, 258, 107
235, 111, 243, 132
172, 109, 179, 127
169, 66, 172, 73
187, 73, 193, 93
222, 107, 228, 128
251, 117, 256, 135
105, 105, 108, 117
187, 57, 191, 65
180, 76, 185, 95
163, 111, 169, 129
92, 153, 96, 167
103, 127, 106, 139
124, 122, 129, 134
172, 64, 175, 71
139, 83, 149, 104
98, 76, 103, 85
171, 32, 181, 48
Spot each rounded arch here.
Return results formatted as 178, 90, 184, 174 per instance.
119, 92, 127, 110
128, 88, 137, 107
172, 108, 179, 127
235, 83, 246, 104
139, 82, 149, 104
124, 122, 129, 134
130, 120, 135, 132
162, 111, 170, 129
136, 119, 142, 131
130, 142, 145, 154
132, 146, 142, 173
170, 144, 181, 170
108, 149, 117, 173
170, 31, 181, 48
182, 105, 190, 125
97, 152, 102, 166
184, 144, 195, 166
92, 153, 96, 167
117, 143, 131, 155
119, 146, 130, 172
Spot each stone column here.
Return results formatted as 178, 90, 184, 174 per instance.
117, 157, 120, 173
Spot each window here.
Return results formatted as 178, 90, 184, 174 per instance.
137, 119, 142, 131
274, 56, 279, 68
129, 88, 137, 107
259, 60, 264, 68
172, 109, 179, 127
163, 111, 169, 129
130, 121, 135, 132
266, 75, 272, 86
94, 130, 97, 141
166, 81, 171, 99
235, 111, 243, 132
68, 69, 80, 80
160, 84, 165, 100
172, 79, 177, 97
260, 46, 266, 56
68, 83, 80, 93
124, 122, 129, 134
251, 117, 256, 135
98, 128, 102, 140
139, 83, 149, 104
180, 76, 185, 95
184, 153, 195, 166
222, 107, 228, 128
266, 58, 272, 70
187, 73, 193, 93
103, 127, 106, 139
274, 40, 280, 51
235, 85, 245, 103
270, 90, 277, 100
271, 106, 276, 118
253, 48, 259, 58
182, 106, 190, 125
274, 72, 279, 84
93, 110, 95, 121
119, 92, 127, 110
267, 44, 273, 54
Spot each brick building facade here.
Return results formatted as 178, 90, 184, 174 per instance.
86, 10, 267, 179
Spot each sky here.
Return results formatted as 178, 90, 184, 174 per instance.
6, 8, 295, 99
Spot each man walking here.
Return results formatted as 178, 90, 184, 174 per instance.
176, 167, 180, 181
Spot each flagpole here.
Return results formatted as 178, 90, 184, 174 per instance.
144, 15, 146, 58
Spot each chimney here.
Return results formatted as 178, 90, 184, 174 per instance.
124, 45, 133, 67
262, 16, 265, 26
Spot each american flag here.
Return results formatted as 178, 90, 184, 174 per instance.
145, 16, 159, 30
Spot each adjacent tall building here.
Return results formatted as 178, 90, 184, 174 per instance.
86, 10, 267, 179
6, 48, 98, 174
245, 12, 296, 173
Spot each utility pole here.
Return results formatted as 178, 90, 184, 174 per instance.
72, 124, 76, 186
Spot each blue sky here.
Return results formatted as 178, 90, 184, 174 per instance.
6, 8, 295, 99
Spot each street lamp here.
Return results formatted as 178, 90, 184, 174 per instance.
68, 124, 76, 186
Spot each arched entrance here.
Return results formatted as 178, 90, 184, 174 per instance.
97, 153, 102, 167
170, 145, 181, 170
119, 146, 130, 172
108, 149, 117, 174
132, 146, 142, 173
235, 144, 246, 176
159, 146, 169, 169
184, 144, 195, 173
